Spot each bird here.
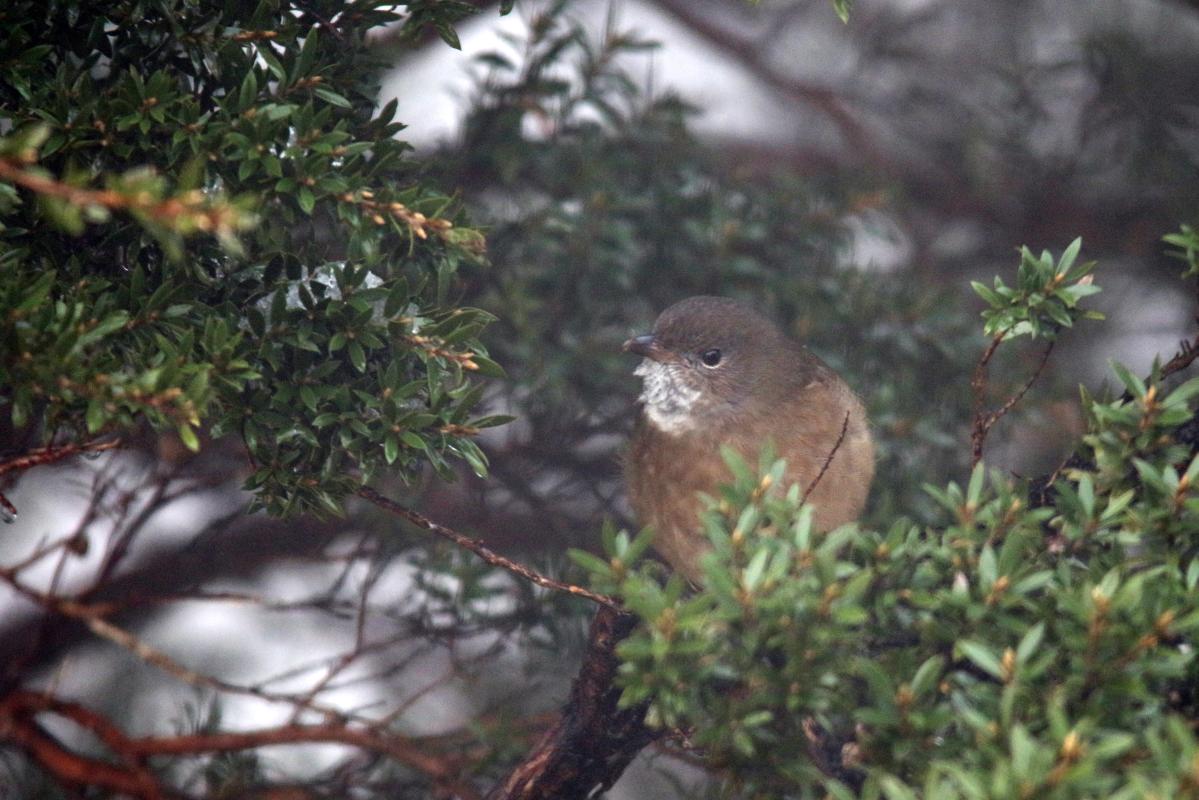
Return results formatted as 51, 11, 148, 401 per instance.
623, 296, 874, 584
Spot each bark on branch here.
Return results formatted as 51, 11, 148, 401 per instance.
485, 606, 659, 800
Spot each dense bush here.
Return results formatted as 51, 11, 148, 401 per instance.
578, 232, 1199, 798
0, 0, 498, 520
1, 0, 1197, 798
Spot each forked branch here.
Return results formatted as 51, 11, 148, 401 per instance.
970, 335, 1055, 466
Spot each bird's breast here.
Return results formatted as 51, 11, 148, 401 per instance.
626, 421, 731, 581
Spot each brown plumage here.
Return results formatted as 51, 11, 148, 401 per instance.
624, 296, 874, 584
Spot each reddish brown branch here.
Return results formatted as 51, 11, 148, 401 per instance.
1, 690, 475, 798
970, 337, 1055, 466
485, 606, 658, 799
357, 486, 621, 610
132, 724, 459, 775
0, 438, 120, 519
0, 157, 245, 235
0, 693, 165, 799
0, 157, 139, 212
969, 336, 999, 466
802, 411, 850, 504
1159, 331, 1199, 382
0, 568, 375, 725
1037, 327, 1199, 500
0, 437, 118, 476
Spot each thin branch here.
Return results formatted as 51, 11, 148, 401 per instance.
0, 713, 167, 799
991, 342, 1055, 421
356, 486, 621, 610
1158, 331, 1199, 383
1, 690, 475, 798
0, 438, 121, 520
802, 411, 851, 504
0, 157, 249, 239
969, 333, 1006, 453
0, 568, 373, 725
970, 336, 1055, 466
0, 438, 121, 477
1034, 327, 1199, 505
1, 691, 167, 798
651, 0, 884, 167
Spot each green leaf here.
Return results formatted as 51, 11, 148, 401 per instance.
85, 399, 106, 433
16, 269, 55, 311
434, 21, 462, 50
314, 87, 352, 108
295, 28, 319, 79
300, 385, 318, 411
1009, 724, 1036, 780
966, 461, 986, 506
1056, 236, 1082, 277
879, 775, 918, 800
957, 640, 1003, 679
1110, 361, 1147, 398
1015, 622, 1044, 664
298, 186, 315, 214
178, 424, 200, 452
1164, 376, 1199, 407
742, 548, 769, 591
978, 544, 997, 588
911, 655, 945, 698
568, 548, 615, 578
971, 280, 1003, 308
348, 341, 366, 372
238, 70, 258, 111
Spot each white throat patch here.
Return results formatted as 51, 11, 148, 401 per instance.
634, 360, 701, 434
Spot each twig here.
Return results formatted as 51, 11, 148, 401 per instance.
970, 337, 1055, 466
0, 157, 246, 238
1034, 328, 1199, 505
651, 0, 883, 166
1, 689, 474, 797
357, 486, 621, 610
286, 534, 382, 725
0, 707, 166, 799
0, 568, 370, 725
969, 334, 1006, 454
0, 438, 121, 520
802, 411, 851, 504
0, 593, 478, 790
1158, 331, 1199, 383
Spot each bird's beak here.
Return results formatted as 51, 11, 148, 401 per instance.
622, 334, 669, 362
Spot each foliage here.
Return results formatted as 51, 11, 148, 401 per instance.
0, 0, 504, 517
431, 2, 980, 533
1165, 224, 1199, 280
3, 1, 1198, 798
971, 238, 1103, 341
576, 245, 1199, 798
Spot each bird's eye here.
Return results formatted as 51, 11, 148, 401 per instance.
699, 348, 723, 367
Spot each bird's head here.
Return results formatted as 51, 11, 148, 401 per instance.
623, 296, 794, 435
